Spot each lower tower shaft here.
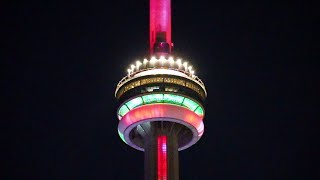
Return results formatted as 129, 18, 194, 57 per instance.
141, 122, 179, 180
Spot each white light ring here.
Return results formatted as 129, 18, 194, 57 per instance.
133, 69, 190, 79
118, 104, 204, 151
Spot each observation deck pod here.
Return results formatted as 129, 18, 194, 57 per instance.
115, 56, 207, 151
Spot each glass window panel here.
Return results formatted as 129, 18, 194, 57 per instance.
194, 106, 204, 116
182, 98, 199, 111
126, 97, 143, 109
142, 94, 164, 104
163, 94, 184, 105
118, 105, 130, 116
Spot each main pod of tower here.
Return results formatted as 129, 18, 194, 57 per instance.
115, 57, 207, 151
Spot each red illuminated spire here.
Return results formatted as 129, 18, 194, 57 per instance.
150, 0, 172, 55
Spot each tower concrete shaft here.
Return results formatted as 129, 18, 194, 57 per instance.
140, 122, 179, 180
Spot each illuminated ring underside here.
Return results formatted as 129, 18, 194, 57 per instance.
118, 104, 204, 151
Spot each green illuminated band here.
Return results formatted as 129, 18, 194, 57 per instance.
118, 93, 204, 119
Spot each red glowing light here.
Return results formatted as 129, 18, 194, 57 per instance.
150, 0, 171, 54
157, 136, 167, 180
117, 104, 204, 150
118, 104, 204, 136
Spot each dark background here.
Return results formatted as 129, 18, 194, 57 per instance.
4, 0, 318, 179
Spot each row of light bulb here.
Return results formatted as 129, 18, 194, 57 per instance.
127, 56, 195, 76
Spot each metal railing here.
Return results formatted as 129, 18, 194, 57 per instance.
115, 67, 207, 97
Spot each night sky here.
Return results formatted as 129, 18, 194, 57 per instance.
4, 0, 318, 179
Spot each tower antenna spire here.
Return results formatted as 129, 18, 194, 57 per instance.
150, 0, 172, 56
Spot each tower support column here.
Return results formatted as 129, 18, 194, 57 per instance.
143, 122, 179, 180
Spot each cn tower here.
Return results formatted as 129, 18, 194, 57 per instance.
115, 0, 207, 179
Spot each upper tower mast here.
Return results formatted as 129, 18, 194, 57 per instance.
150, 0, 172, 55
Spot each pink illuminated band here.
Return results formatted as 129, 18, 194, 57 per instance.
118, 104, 204, 151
